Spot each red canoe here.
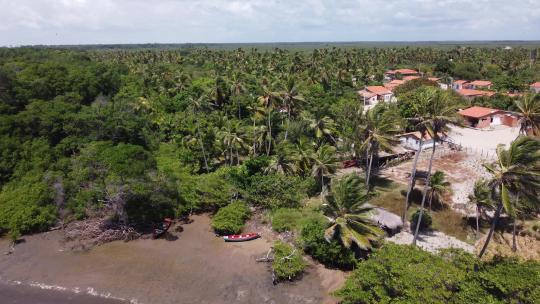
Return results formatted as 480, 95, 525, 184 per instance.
223, 233, 260, 242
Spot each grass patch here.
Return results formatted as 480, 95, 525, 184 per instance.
369, 178, 473, 242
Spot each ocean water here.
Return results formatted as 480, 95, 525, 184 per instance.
0, 281, 126, 304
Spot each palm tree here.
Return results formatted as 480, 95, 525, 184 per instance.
478, 136, 540, 258
265, 141, 297, 175
514, 93, 540, 136
302, 112, 337, 146
216, 120, 247, 166
428, 171, 451, 209
412, 88, 462, 246
358, 104, 401, 192
468, 179, 495, 240
187, 92, 211, 172
323, 174, 384, 250
311, 144, 338, 200
278, 77, 306, 140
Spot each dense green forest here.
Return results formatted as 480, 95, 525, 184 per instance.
1, 45, 539, 302
1, 46, 539, 238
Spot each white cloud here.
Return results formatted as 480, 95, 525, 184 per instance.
0, 0, 538, 45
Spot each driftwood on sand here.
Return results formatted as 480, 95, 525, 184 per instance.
63, 217, 141, 250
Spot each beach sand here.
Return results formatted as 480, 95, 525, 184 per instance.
0, 214, 345, 304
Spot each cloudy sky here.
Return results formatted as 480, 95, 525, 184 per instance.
1, 0, 539, 45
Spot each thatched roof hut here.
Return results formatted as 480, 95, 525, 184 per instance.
367, 204, 403, 235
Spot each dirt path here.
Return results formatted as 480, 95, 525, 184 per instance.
0, 215, 344, 304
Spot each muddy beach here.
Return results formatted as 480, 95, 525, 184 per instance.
0, 215, 345, 304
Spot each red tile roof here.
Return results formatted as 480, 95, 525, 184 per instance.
386, 69, 419, 75
428, 77, 441, 82
403, 75, 421, 81
459, 106, 503, 118
469, 80, 492, 87
454, 80, 468, 84
366, 86, 392, 95
530, 82, 540, 88
457, 89, 495, 97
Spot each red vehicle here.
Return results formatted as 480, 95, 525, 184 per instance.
223, 232, 260, 242
152, 218, 173, 239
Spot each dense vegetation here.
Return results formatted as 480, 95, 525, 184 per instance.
337, 243, 540, 304
1, 45, 539, 302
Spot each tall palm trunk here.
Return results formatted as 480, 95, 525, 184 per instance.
512, 193, 519, 252
365, 146, 374, 194
320, 173, 325, 201
476, 205, 481, 240
197, 122, 209, 172
266, 112, 272, 156
403, 137, 424, 222
479, 202, 503, 258
412, 140, 437, 246
512, 218, 518, 252
284, 110, 291, 140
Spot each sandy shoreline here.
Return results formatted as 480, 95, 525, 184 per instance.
0, 214, 345, 304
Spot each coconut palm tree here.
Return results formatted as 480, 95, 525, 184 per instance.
358, 104, 401, 192
468, 179, 495, 240
311, 144, 338, 199
478, 136, 540, 258
302, 112, 337, 146
514, 93, 540, 136
187, 92, 212, 172
278, 77, 306, 140
323, 174, 384, 250
216, 120, 247, 166
412, 88, 462, 246
265, 141, 297, 175
428, 171, 451, 210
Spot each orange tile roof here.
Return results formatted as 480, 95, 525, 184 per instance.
403, 75, 421, 81
385, 69, 419, 75
428, 77, 441, 82
459, 106, 503, 118
530, 82, 540, 88
469, 80, 492, 87
454, 80, 468, 84
456, 89, 495, 97
358, 90, 376, 98
366, 86, 392, 95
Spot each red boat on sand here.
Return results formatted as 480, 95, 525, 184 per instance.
153, 218, 173, 239
223, 232, 260, 242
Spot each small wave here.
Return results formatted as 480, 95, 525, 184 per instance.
1, 277, 141, 304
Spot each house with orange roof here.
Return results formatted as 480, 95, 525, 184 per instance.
458, 106, 519, 128
383, 79, 405, 92
384, 69, 419, 81
456, 89, 496, 100
358, 86, 393, 109
530, 82, 540, 93
452, 80, 468, 90
466, 80, 493, 90
403, 75, 421, 81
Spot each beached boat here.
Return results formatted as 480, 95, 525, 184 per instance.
223, 232, 260, 242
153, 218, 173, 239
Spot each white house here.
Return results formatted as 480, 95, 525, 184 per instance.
530, 82, 540, 93
452, 80, 468, 90
398, 132, 439, 151
466, 80, 493, 90
358, 86, 393, 110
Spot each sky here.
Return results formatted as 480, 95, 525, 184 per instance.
1, 0, 539, 46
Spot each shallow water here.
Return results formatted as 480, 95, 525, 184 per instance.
0, 215, 344, 304
0, 281, 124, 304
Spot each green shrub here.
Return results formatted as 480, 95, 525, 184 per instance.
271, 208, 303, 232
411, 208, 432, 231
299, 218, 357, 269
211, 201, 250, 235
336, 243, 540, 304
240, 173, 314, 209
272, 241, 305, 281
